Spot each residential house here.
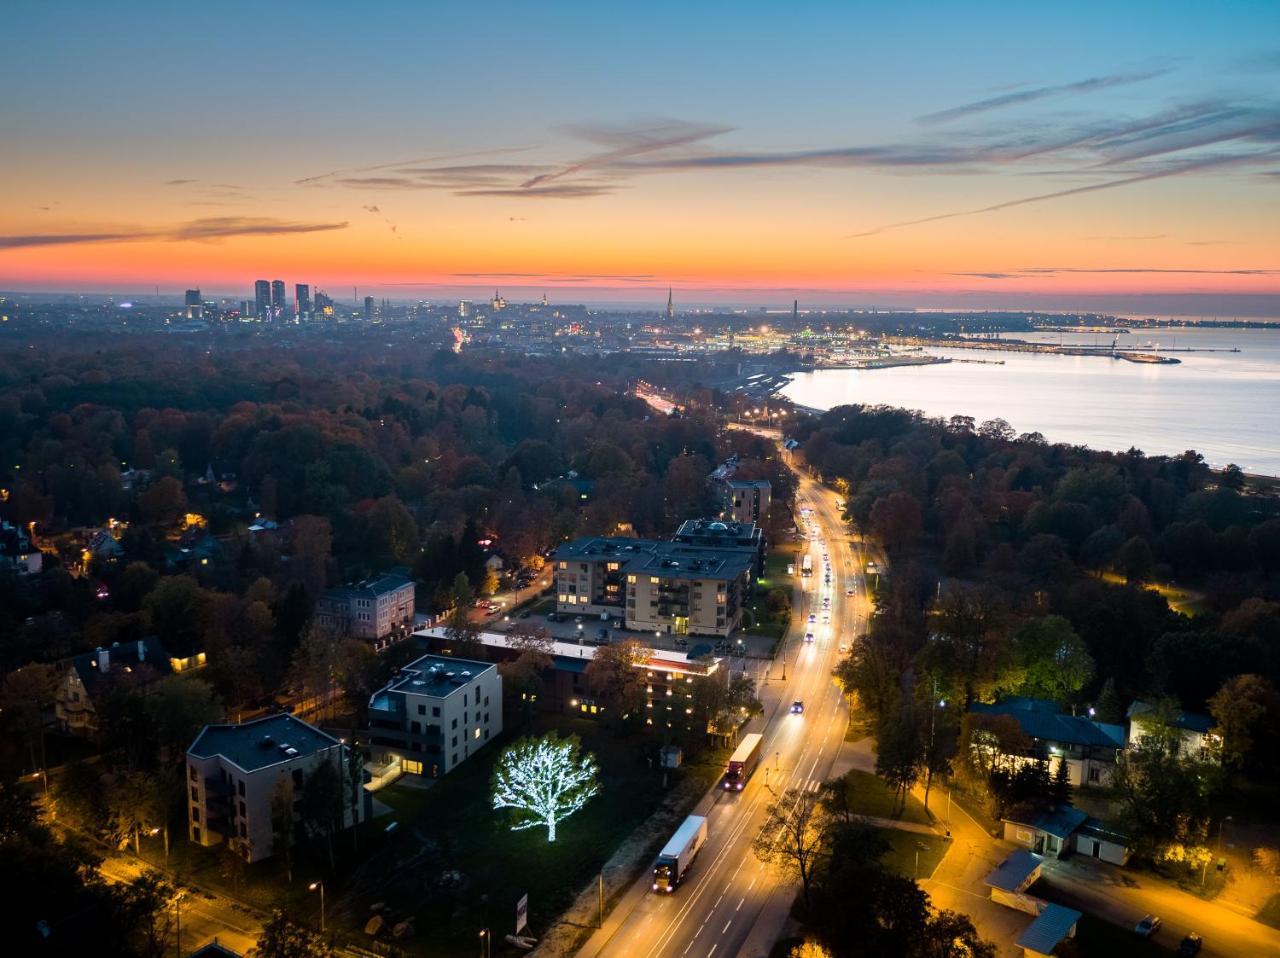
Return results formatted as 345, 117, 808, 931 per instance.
968, 697, 1126, 787
0, 520, 42, 575
1002, 805, 1088, 859
1126, 700, 1219, 759
367, 653, 502, 779
55, 639, 173, 736
315, 572, 416, 651
186, 713, 366, 863
984, 849, 1044, 913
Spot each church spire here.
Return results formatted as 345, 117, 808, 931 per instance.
665, 287, 674, 320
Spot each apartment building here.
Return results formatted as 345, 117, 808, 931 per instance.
553, 537, 753, 637
367, 654, 502, 778
186, 713, 365, 863
315, 572, 415, 650
672, 517, 765, 575
725, 479, 771, 525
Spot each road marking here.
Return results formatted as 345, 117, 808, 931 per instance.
707, 946, 718, 958
722, 919, 732, 934
735, 897, 745, 912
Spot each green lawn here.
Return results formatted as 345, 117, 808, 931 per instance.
835, 769, 930, 825
745, 542, 802, 642
333, 716, 705, 956
873, 827, 949, 881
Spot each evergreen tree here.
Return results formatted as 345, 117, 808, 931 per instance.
1051, 757, 1073, 806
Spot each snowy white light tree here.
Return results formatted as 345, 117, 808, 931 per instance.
491, 732, 600, 842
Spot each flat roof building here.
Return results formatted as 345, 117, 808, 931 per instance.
368, 653, 502, 779
186, 713, 365, 863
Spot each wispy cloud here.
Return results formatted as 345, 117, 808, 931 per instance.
456, 184, 615, 199
917, 69, 1170, 125
0, 216, 348, 250
164, 178, 198, 186
952, 266, 1279, 279
520, 119, 731, 188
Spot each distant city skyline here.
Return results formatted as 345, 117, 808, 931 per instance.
1, 2, 1278, 313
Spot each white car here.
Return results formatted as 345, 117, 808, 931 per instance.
804, 631, 815, 643
808, 613, 816, 623
838, 642, 849, 653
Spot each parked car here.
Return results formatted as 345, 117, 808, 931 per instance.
1177, 933, 1202, 955
1134, 915, 1162, 938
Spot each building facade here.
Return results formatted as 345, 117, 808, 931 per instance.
967, 698, 1125, 788
367, 654, 502, 778
314, 572, 416, 650
725, 479, 771, 525
186, 713, 366, 863
552, 537, 752, 637
55, 639, 173, 736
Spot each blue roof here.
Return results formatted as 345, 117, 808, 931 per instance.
1127, 700, 1214, 734
970, 699, 1125, 749
1017, 904, 1081, 955
1006, 804, 1088, 839
984, 849, 1043, 892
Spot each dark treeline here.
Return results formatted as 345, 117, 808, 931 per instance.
805, 405, 1280, 776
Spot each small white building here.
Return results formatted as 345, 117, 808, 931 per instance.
367, 654, 502, 779
1127, 700, 1219, 760
186, 714, 365, 863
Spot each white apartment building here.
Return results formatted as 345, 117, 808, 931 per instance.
186, 713, 365, 863
367, 654, 502, 779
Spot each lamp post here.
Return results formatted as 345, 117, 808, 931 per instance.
173, 891, 185, 958
308, 881, 325, 934
479, 928, 491, 958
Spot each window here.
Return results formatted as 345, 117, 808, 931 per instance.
1087, 766, 1101, 784
475, 688, 481, 705
239, 801, 246, 818
452, 753, 458, 766
190, 786, 199, 802
452, 736, 458, 747
191, 807, 200, 822
417, 704, 426, 715
292, 769, 303, 788
239, 822, 247, 838
432, 706, 440, 717
464, 711, 469, 724
237, 780, 245, 797
192, 826, 201, 842
451, 718, 458, 729
474, 728, 481, 740
484, 696, 489, 707
484, 712, 490, 724
189, 766, 197, 781
411, 721, 421, 733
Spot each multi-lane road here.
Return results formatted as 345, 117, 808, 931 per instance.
579, 465, 870, 958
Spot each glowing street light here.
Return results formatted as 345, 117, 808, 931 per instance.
308, 880, 325, 934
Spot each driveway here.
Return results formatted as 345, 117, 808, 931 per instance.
1037, 855, 1280, 957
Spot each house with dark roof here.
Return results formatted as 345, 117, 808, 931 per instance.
315, 572, 416, 650
1016, 903, 1081, 958
0, 520, 42, 575
968, 697, 1126, 787
55, 639, 173, 737
1002, 805, 1088, 859
186, 713, 367, 863
1127, 700, 1219, 760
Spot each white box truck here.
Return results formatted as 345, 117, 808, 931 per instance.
652, 815, 709, 893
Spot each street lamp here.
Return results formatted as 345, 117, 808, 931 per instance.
309, 880, 325, 934
172, 891, 185, 958
479, 928, 491, 958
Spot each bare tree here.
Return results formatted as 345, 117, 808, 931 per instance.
753, 787, 827, 908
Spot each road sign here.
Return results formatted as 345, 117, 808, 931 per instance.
516, 893, 528, 934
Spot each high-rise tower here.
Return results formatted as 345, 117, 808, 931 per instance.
270, 280, 286, 319
253, 280, 270, 320
665, 288, 674, 321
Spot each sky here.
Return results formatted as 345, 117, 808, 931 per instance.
1, 1, 1278, 313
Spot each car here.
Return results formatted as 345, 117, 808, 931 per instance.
790, 700, 805, 714
804, 632, 814, 643
1134, 915, 1162, 938
1177, 933, 1202, 956
808, 613, 816, 623
838, 642, 849, 653
822, 615, 830, 624
846, 587, 855, 596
